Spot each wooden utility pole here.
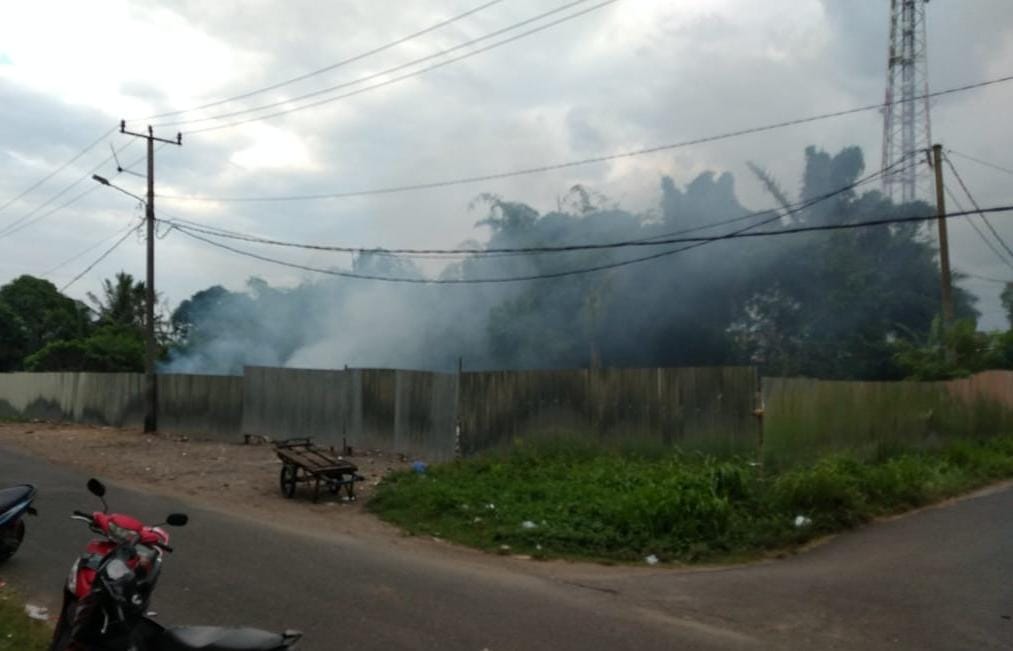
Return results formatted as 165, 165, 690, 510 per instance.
931, 143, 955, 325
119, 121, 181, 432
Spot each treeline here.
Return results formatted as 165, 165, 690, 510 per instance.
3, 144, 1012, 381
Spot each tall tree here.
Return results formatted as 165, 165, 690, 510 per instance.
0, 275, 91, 369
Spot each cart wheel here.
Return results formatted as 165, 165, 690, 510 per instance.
280, 465, 298, 498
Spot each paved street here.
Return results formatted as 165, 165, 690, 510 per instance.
2, 445, 1010, 650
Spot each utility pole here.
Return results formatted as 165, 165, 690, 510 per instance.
119, 120, 181, 432
931, 143, 954, 325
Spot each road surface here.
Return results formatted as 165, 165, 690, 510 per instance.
1, 445, 1010, 650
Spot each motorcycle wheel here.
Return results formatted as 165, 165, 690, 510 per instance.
0, 519, 24, 562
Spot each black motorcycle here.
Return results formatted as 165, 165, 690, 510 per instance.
0, 483, 36, 562
50, 478, 302, 650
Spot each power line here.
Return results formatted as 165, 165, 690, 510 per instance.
0, 140, 138, 238
157, 0, 610, 131
173, 204, 1013, 285
60, 223, 142, 292
947, 149, 1013, 177
158, 74, 1013, 203
42, 218, 144, 278
139, 0, 506, 122
0, 125, 117, 216
965, 272, 1012, 285
161, 160, 896, 257
944, 184, 1013, 272
0, 141, 164, 240
943, 152, 1013, 262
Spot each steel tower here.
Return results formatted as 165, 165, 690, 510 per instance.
881, 0, 933, 203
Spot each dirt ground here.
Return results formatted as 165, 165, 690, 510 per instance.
0, 421, 413, 538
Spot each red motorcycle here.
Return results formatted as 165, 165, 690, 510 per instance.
51, 478, 302, 651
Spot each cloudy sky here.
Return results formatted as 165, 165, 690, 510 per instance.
2, 0, 1012, 326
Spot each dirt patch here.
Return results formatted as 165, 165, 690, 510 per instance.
0, 422, 413, 537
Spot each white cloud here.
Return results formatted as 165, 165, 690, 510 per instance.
0, 0, 1011, 329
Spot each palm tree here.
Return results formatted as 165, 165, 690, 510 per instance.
88, 272, 146, 328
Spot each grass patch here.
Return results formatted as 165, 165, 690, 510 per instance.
369, 435, 1013, 563
0, 585, 50, 651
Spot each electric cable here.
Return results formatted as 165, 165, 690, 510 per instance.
0, 140, 138, 238
155, 0, 613, 131
160, 160, 900, 257
157, 74, 1013, 203
943, 152, 1013, 261
944, 184, 1013, 272
60, 223, 142, 292
947, 149, 1013, 178
0, 125, 117, 216
139, 0, 506, 121
172, 204, 1013, 285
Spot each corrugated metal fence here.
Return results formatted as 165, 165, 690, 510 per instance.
2, 368, 1012, 464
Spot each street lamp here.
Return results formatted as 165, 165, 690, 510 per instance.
91, 175, 145, 205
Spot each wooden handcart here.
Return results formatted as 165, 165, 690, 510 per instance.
273, 438, 364, 503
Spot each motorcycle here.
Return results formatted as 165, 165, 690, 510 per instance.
0, 483, 37, 562
51, 478, 302, 650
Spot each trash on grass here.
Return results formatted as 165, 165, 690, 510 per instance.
794, 515, 812, 528
521, 520, 537, 529
644, 554, 660, 566
25, 604, 49, 621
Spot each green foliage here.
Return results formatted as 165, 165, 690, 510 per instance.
0, 275, 91, 369
24, 325, 144, 372
0, 585, 50, 650
893, 318, 1013, 380
369, 436, 1013, 563
88, 271, 146, 329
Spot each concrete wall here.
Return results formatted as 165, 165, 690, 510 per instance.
158, 374, 244, 441
0, 372, 144, 427
458, 367, 760, 456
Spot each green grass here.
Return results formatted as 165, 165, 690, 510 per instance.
369, 435, 1013, 563
0, 585, 50, 651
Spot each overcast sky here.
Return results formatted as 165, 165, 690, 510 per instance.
2, 0, 1012, 327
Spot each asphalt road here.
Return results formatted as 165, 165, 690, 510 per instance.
1, 445, 1010, 650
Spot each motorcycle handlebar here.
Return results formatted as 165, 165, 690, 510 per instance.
72, 510, 93, 521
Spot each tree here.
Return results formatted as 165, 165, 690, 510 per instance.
24, 325, 144, 372
88, 272, 146, 329
1002, 282, 1013, 328
0, 275, 91, 369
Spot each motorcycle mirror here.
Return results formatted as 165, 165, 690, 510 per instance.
87, 478, 109, 512
166, 513, 188, 527
87, 478, 106, 497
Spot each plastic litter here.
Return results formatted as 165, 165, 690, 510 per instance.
521, 520, 537, 529
411, 461, 428, 474
644, 554, 660, 566
24, 604, 49, 621
794, 515, 813, 528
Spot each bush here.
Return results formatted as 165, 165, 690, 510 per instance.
369, 435, 1013, 563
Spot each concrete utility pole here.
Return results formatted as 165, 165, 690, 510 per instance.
118, 121, 181, 432
931, 143, 954, 326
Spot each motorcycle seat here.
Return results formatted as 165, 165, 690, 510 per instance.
156, 626, 298, 651
0, 485, 34, 512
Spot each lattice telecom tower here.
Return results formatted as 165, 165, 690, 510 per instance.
881, 0, 933, 203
